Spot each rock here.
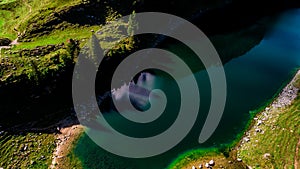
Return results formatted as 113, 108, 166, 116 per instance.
237, 158, 242, 162
199, 164, 203, 168
255, 129, 262, 133
208, 160, 215, 166
257, 120, 262, 126
192, 166, 196, 169
243, 137, 250, 142
205, 163, 210, 168
263, 153, 271, 159
0, 38, 11, 46
228, 161, 232, 164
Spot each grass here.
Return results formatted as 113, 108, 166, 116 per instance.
0, 47, 74, 84
167, 148, 219, 169
238, 88, 300, 167
13, 26, 100, 50
0, 131, 56, 169
0, 0, 82, 39
0, 1, 137, 168
0, 0, 136, 86
167, 149, 247, 169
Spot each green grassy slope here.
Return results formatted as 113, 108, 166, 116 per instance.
0, 131, 56, 169
238, 74, 300, 168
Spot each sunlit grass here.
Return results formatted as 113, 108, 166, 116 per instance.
0, 132, 56, 169
238, 74, 300, 168
14, 25, 100, 50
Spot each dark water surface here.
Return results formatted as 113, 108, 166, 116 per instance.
73, 9, 300, 169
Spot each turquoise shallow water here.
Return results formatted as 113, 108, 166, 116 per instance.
73, 9, 300, 169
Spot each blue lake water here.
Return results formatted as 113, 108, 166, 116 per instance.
73, 9, 300, 169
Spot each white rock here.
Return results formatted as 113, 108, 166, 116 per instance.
192, 166, 196, 169
243, 137, 250, 142
257, 120, 262, 126
209, 160, 215, 166
205, 163, 210, 168
237, 158, 242, 162
199, 164, 203, 168
263, 153, 271, 159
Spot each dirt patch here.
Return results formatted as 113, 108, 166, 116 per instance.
295, 138, 300, 169
50, 118, 83, 169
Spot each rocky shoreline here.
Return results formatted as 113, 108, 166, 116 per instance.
50, 117, 83, 169
236, 70, 300, 167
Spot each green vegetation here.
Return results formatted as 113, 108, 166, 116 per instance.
0, 0, 82, 39
0, 0, 138, 87
0, 0, 138, 168
167, 148, 247, 169
238, 88, 300, 168
167, 148, 219, 169
0, 47, 73, 84
0, 131, 56, 169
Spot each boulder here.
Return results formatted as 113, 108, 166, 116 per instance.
255, 128, 262, 133
243, 137, 250, 142
263, 153, 271, 159
209, 160, 215, 166
0, 38, 11, 46
204, 163, 210, 168
257, 120, 262, 126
